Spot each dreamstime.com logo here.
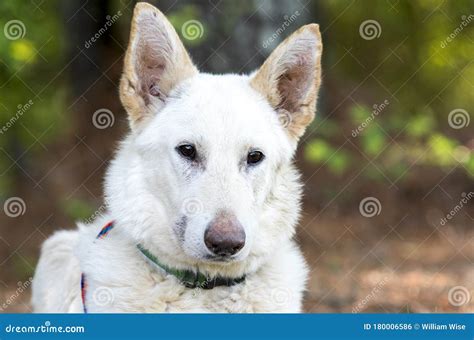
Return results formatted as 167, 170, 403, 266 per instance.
3, 20, 26, 40
84, 11, 123, 48
181, 198, 204, 216
448, 108, 470, 129
181, 20, 204, 41
5, 321, 85, 334
262, 11, 301, 49
352, 99, 390, 137
92, 286, 115, 307
271, 287, 293, 306
359, 20, 382, 40
440, 192, 474, 226
0, 277, 33, 312
448, 286, 471, 307
352, 276, 390, 313
92, 108, 115, 129
0, 99, 34, 135
83, 202, 109, 225
277, 108, 292, 128
441, 14, 474, 48
3, 197, 26, 218
359, 197, 382, 217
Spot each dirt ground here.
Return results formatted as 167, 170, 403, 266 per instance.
1, 207, 472, 313
300, 212, 473, 313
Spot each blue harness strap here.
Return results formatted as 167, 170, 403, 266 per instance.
81, 221, 115, 313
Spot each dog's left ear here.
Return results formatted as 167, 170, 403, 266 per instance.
251, 24, 322, 140
120, 3, 198, 129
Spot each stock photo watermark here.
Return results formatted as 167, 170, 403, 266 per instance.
448, 286, 471, 307
92, 108, 115, 129
92, 286, 115, 307
352, 276, 390, 313
83, 202, 109, 225
0, 99, 34, 135
359, 20, 382, 40
5, 321, 85, 334
359, 197, 382, 218
0, 277, 33, 312
3, 197, 26, 218
351, 99, 390, 137
448, 108, 470, 129
277, 108, 292, 128
84, 11, 123, 49
440, 14, 474, 48
262, 11, 301, 49
3, 20, 26, 40
181, 198, 204, 216
439, 192, 474, 226
181, 20, 204, 41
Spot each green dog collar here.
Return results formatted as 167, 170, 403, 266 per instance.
136, 244, 246, 289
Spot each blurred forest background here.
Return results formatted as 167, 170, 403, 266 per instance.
0, 0, 473, 313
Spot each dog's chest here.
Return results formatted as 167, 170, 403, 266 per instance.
85, 266, 260, 313
79, 223, 304, 313
82, 237, 259, 312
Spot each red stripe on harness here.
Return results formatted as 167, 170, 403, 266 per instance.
81, 220, 115, 313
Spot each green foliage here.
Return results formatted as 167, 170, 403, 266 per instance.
61, 198, 97, 221
428, 134, 458, 168
305, 139, 332, 163
361, 126, 386, 157
304, 1, 474, 181
0, 1, 66, 194
168, 5, 207, 47
305, 139, 351, 176
406, 113, 436, 138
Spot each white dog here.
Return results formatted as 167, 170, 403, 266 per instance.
31, 2, 322, 313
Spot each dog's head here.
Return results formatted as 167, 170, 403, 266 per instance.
108, 3, 322, 274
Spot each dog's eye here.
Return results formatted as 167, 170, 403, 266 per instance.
247, 150, 265, 165
176, 144, 197, 161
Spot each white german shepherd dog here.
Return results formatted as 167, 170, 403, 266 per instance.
32, 2, 322, 313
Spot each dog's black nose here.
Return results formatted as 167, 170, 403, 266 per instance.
204, 212, 245, 257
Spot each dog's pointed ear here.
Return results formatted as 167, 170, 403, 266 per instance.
251, 24, 322, 140
120, 2, 198, 129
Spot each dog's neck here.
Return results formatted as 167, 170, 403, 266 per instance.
136, 243, 246, 289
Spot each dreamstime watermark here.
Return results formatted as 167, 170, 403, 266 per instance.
352, 276, 389, 313
83, 202, 109, 225
92, 286, 115, 307
271, 287, 293, 306
0, 277, 33, 312
359, 197, 382, 217
3, 197, 26, 218
448, 108, 470, 129
4, 20, 26, 40
84, 11, 122, 49
0, 99, 34, 135
277, 108, 292, 128
448, 286, 471, 307
5, 321, 85, 334
351, 99, 389, 137
359, 20, 381, 40
441, 14, 474, 48
440, 192, 474, 226
92, 108, 115, 129
262, 11, 301, 49
181, 198, 204, 216
181, 20, 204, 41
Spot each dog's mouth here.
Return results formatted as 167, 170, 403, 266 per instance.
203, 254, 237, 263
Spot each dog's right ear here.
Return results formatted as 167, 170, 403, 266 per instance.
120, 2, 197, 130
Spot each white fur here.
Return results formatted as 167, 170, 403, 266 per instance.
32, 74, 309, 312
31, 5, 322, 312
